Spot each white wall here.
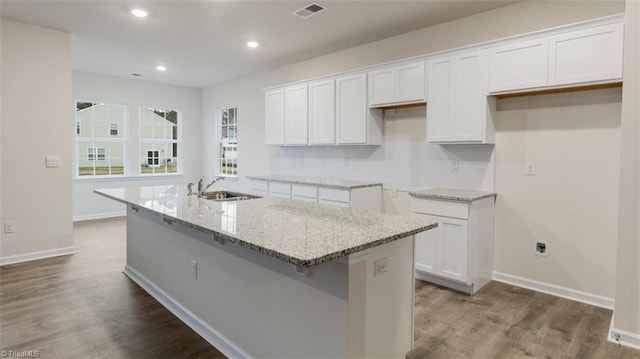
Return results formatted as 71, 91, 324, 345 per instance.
1, 19, 73, 262
494, 88, 622, 300
72, 72, 201, 220
613, 0, 640, 340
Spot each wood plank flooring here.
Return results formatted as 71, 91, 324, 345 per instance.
1, 218, 639, 358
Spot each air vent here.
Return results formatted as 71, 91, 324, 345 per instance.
292, 3, 326, 18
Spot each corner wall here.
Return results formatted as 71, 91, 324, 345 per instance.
612, 0, 640, 346
1, 19, 73, 263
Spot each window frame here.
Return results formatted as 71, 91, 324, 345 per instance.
138, 106, 182, 176
74, 100, 128, 179
216, 106, 238, 178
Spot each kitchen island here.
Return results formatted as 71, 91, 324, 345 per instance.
95, 185, 436, 359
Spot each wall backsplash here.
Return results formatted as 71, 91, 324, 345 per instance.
273, 107, 495, 192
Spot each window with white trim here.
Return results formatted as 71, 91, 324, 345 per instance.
139, 107, 180, 175
218, 107, 237, 177
75, 101, 126, 177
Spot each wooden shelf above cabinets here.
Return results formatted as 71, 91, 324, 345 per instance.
491, 81, 622, 99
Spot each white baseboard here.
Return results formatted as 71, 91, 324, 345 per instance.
123, 265, 252, 359
0, 246, 76, 266
609, 314, 640, 350
492, 271, 614, 310
73, 211, 126, 222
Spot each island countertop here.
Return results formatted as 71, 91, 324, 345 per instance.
247, 175, 382, 189
409, 188, 497, 202
95, 185, 436, 267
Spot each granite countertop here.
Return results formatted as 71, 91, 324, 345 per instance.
247, 175, 382, 190
409, 188, 497, 202
95, 185, 436, 267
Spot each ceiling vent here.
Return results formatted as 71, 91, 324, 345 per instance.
292, 3, 326, 18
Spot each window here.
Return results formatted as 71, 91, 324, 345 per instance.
75, 101, 126, 177
218, 107, 237, 176
88, 147, 106, 161
139, 107, 180, 175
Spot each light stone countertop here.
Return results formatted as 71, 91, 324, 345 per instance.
409, 188, 497, 202
95, 185, 436, 267
247, 175, 382, 190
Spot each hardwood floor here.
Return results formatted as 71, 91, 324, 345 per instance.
1, 218, 638, 359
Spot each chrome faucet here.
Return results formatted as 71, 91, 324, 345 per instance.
198, 176, 225, 197
187, 182, 195, 196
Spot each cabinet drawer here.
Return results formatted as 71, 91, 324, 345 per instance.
269, 182, 291, 196
319, 187, 350, 203
411, 198, 469, 220
250, 180, 269, 193
292, 184, 318, 199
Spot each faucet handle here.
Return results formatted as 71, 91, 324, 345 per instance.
187, 182, 194, 196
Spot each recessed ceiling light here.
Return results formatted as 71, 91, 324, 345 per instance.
131, 8, 148, 18
247, 41, 259, 48
156, 65, 167, 72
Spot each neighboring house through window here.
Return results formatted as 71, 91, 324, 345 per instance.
75, 101, 126, 177
218, 107, 237, 177
139, 107, 180, 175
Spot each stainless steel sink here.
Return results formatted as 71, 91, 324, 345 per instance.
200, 191, 261, 201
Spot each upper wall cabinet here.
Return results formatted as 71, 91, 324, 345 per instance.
368, 61, 425, 107
308, 79, 335, 145
427, 50, 495, 144
488, 21, 624, 93
265, 88, 285, 145
336, 73, 382, 145
548, 23, 624, 86
284, 84, 308, 145
488, 38, 549, 93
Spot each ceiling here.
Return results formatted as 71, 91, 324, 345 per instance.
1, 0, 519, 88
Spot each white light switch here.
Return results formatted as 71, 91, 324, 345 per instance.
46, 156, 61, 168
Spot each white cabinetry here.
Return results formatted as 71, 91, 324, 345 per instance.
368, 61, 425, 107
308, 79, 335, 145
426, 51, 495, 144
488, 21, 624, 93
488, 38, 549, 92
284, 84, 308, 145
336, 73, 383, 145
265, 88, 285, 145
548, 22, 624, 86
411, 195, 494, 294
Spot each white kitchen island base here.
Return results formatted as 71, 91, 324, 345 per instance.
125, 208, 416, 358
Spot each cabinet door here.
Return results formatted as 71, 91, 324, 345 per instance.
438, 217, 469, 283
284, 84, 308, 145
454, 51, 485, 142
308, 79, 335, 145
336, 73, 367, 144
549, 23, 624, 86
265, 88, 285, 145
414, 213, 438, 275
368, 68, 394, 106
426, 57, 453, 142
488, 38, 549, 92
396, 61, 425, 103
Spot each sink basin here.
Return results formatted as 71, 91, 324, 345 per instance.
200, 191, 261, 201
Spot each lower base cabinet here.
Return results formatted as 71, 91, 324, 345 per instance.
250, 179, 382, 211
411, 195, 495, 294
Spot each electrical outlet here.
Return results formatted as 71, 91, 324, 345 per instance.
191, 260, 198, 279
452, 159, 460, 173
525, 160, 536, 175
374, 257, 388, 277
535, 241, 548, 256
4, 221, 16, 234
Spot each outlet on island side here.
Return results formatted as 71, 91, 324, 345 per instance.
191, 259, 198, 279
374, 257, 388, 277
4, 221, 16, 234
